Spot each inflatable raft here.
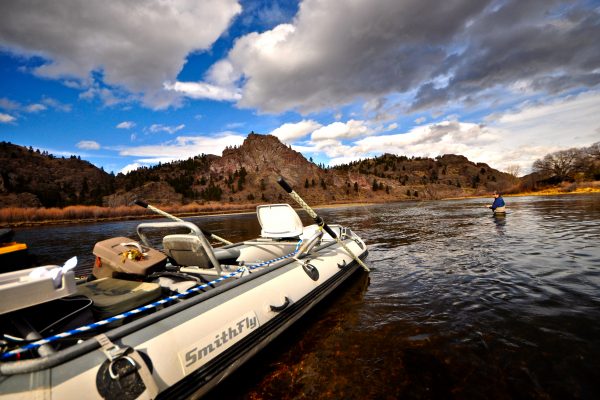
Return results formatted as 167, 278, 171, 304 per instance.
0, 178, 369, 399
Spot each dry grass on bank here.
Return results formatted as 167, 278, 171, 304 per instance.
0, 203, 257, 226
439, 181, 600, 201
507, 181, 600, 197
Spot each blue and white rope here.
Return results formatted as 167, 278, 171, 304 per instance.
1, 242, 302, 360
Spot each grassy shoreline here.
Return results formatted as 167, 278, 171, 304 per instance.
2, 187, 599, 228
443, 186, 600, 201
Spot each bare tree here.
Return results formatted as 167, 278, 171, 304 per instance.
532, 148, 584, 181
505, 164, 521, 178
586, 142, 600, 159
584, 142, 600, 180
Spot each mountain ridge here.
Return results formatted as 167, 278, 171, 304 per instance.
0, 134, 517, 208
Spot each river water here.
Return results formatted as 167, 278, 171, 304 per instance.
12, 194, 600, 399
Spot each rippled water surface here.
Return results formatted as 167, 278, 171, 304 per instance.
14, 194, 600, 399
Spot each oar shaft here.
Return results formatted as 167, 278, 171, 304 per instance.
205, 232, 232, 246
277, 178, 336, 237
277, 177, 369, 272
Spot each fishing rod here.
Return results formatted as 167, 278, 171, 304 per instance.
134, 199, 232, 245
277, 177, 370, 272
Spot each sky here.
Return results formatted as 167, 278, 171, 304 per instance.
0, 0, 599, 176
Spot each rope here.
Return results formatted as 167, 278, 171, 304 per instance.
1, 242, 302, 361
289, 191, 318, 219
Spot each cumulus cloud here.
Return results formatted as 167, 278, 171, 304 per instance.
339, 121, 494, 166
0, 113, 16, 123
149, 124, 185, 134
320, 90, 600, 172
311, 120, 373, 141
213, 0, 486, 113
79, 84, 135, 107
270, 119, 322, 142
120, 162, 145, 175
0, 97, 53, 114
76, 140, 101, 150
25, 103, 47, 113
0, 0, 241, 109
118, 133, 246, 164
488, 90, 600, 162
116, 121, 136, 129
202, 0, 600, 115
164, 81, 241, 102
41, 97, 71, 112
410, 1, 600, 111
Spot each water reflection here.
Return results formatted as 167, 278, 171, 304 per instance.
492, 213, 506, 235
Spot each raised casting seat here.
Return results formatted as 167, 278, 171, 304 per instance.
163, 235, 241, 268
256, 204, 303, 239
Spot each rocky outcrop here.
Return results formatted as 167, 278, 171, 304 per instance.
211, 133, 324, 197
103, 182, 183, 207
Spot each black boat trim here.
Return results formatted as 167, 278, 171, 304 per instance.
156, 251, 368, 399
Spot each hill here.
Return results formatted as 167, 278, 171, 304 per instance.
0, 134, 517, 209
0, 141, 114, 208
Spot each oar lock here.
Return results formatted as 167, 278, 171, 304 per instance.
302, 261, 320, 281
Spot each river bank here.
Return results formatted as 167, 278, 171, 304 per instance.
444, 182, 600, 201
2, 184, 599, 227
0, 201, 378, 227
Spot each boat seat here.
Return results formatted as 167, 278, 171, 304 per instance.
256, 204, 303, 239
163, 234, 241, 268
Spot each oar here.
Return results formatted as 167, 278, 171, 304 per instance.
277, 177, 370, 272
134, 199, 232, 245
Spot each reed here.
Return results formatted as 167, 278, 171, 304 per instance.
0, 202, 258, 225
0, 205, 146, 224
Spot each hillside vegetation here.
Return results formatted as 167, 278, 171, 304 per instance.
1, 135, 598, 225
0, 141, 114, 207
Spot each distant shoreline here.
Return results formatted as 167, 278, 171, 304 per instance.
443, 186, 600, 201
0, 201, 379, 228
2, 188, 599, 228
